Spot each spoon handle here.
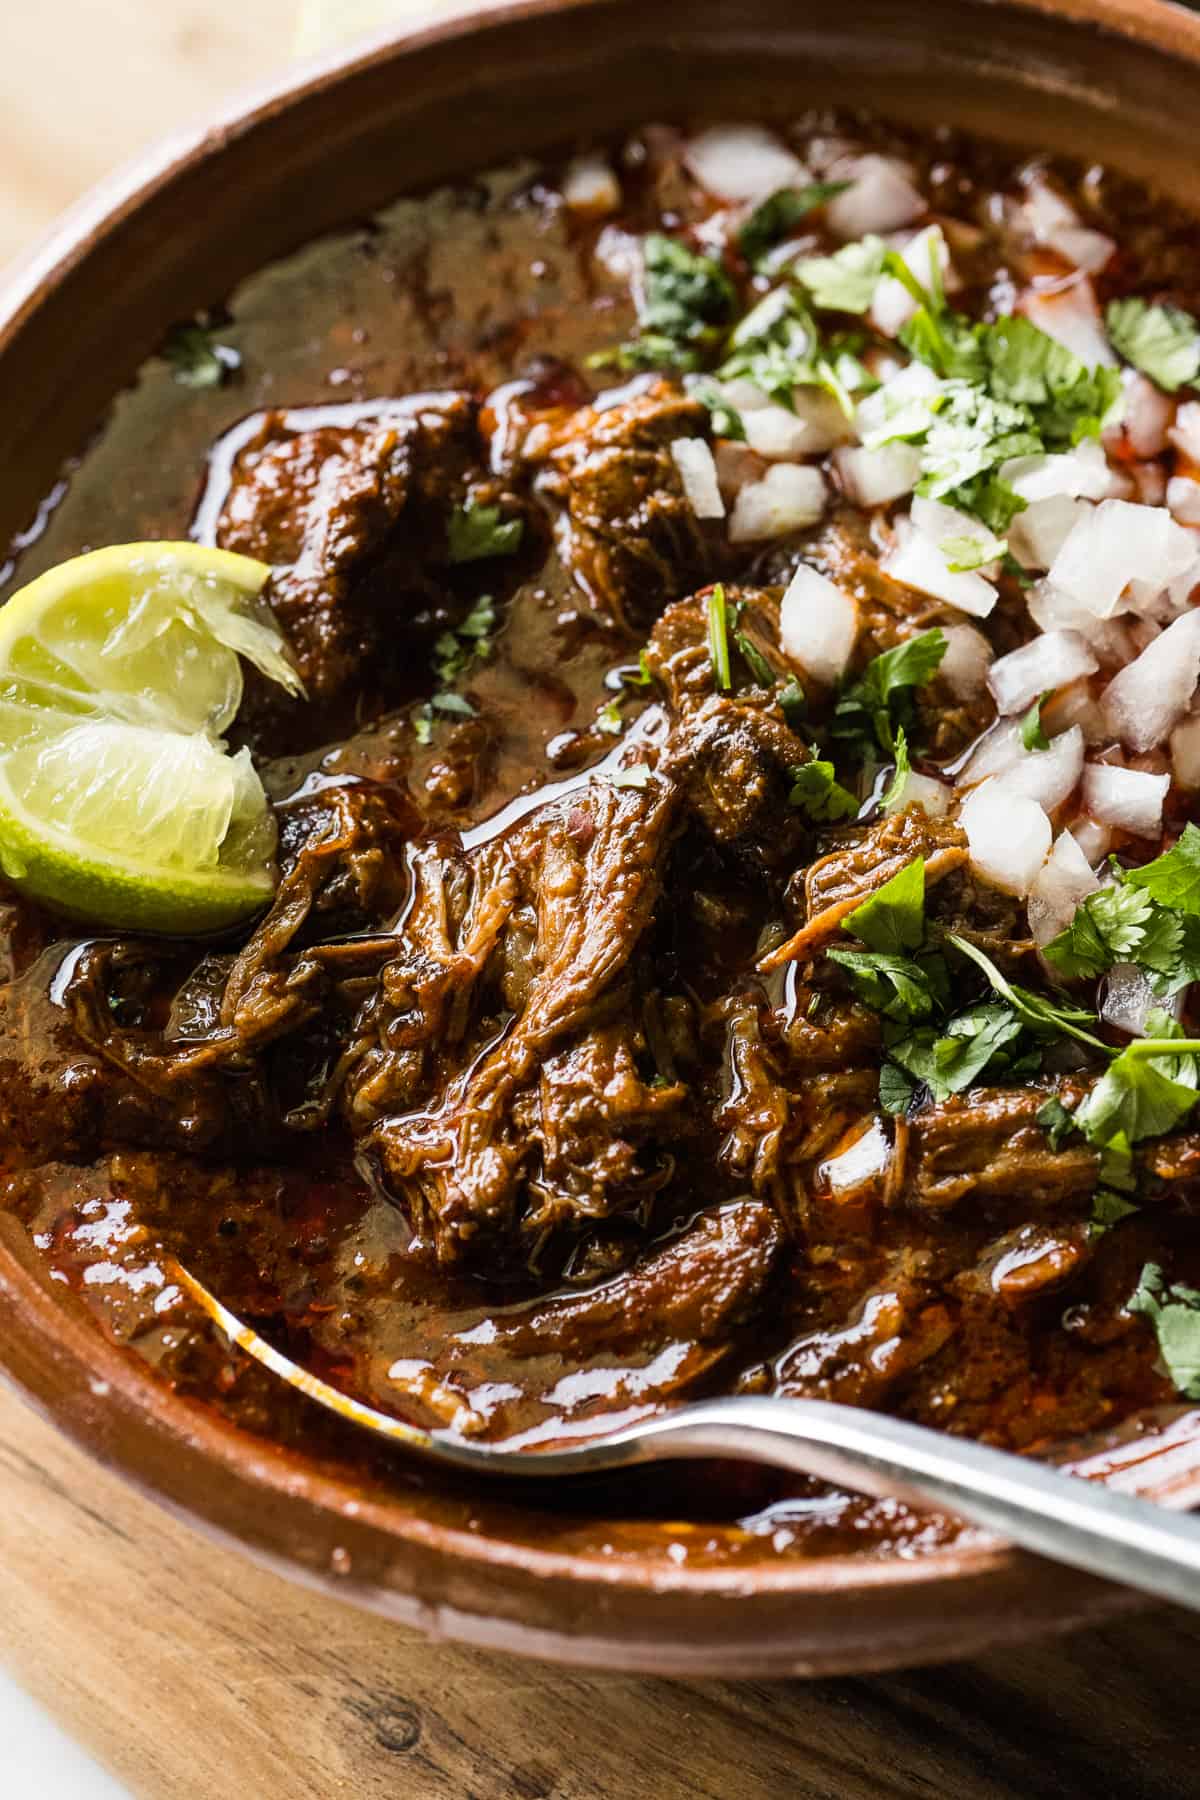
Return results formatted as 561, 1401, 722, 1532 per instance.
596, 1396, 1200, 1609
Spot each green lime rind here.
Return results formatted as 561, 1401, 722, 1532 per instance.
0, 803, 273, 934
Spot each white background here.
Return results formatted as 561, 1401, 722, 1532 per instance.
0, 1669, 131, 1797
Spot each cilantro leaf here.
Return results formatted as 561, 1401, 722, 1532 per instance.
878, 726, 912, 812
826, 948, 942, 1022
1020, 693, 1051, 753
778, 678, 807, 729
1106, 298, 1200, 393
596, 700, 623, 736
1075, 1044, 1200, 1148
887, 1003, 1026, 1101
788, 760, 858, 823
1129, 1264, 1200, 1396
734, 629, 777, 689
794, 236, 889, 314
1091, 1188, 1140, 1235
846, 857, 925, 954
947, 932, 1108, 1050
1043, 885, 1157, 981
1125, 824, 1200, 914
163, 321, 241, 389
430, 691, 476, 717
448, 503, 524, 563
589, 333, 704, 374
1037, 1093, 1077, 1150
738, 181, 851, 265
832, 628, 947, 754
689, 376, 746, 440
879, 1061, 916, 1115
641, 232, 736, 343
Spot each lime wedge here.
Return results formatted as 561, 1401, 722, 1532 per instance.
0, 544, 302, 933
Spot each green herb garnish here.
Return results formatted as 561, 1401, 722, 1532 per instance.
1129, 1264, 1200, 1396
448, 503, 524, 563
738, 181, 852, 265
163, 321, 240, 389
833, 628, 948, 755
1106, 298, 1200, 393
706, 583, 732, 692
788, 760, 858, 823
1019, 693, 1051, 753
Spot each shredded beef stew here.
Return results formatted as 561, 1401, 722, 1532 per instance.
8, 112, 1200, 1566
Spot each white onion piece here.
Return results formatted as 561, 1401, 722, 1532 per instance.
823, 1118, 890, 1192
1049, 226, 1117, 274
990, 726, 1084, 814
728, 464, 827, 543
562, 154, 621, 215
958, 719, 1026, 788
1069, 816, 1114, 866
1099, 608, 1200, 752
883, 769, 952, 818
1100, 964, 1184, 1038
855, 361, 942, 443
1081, 763, 1170, 837
670, 439, 725, 519
1027, 829, 1099, 946
1018, 179, 1116, 274
1168, 477, 1200, 527
826, 155, 925, 239
832, 442, 921, 508
712, 440, 761, 501
683, 125, 805, 201
742, 389, 849, 459
1008, 496, 1090, 572
779, 563, 858, 684
1171, 714, 1200, 790
910, 496, 1001, 574
939, 624, 994, 700
987, 630, 1098, 715
1001, 437, 1113, 504
1046, 499, 1197, 621
1045, 678, 1107, 745
1134, 462, 1170, 508
959, 779, 1052, 896
869, 225, 950, 337
1106, 372, 1175, 459
1017, 277, 1116, 367
1170, 401, 1200, 464
593, 225, 641, 281
883, 520, 997, 619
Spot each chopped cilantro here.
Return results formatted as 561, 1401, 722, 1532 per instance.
1129, 1264, 1200, 1396
163, 321, 241, 389
1075, 1041, 1200, 1149
788, 760, 858, 823
1043, 884, 1157, 980
623, 650, 655, 689
434, 596, 496, 688
887, 1002, 1026, 1101
689, 376, 746, 440
431, 691, 476, 717
413, 708, 434, 746
641, 231, 736, 344
794, 236, 889, 314
734, 629, 777, 689
947, 933, 1108, 1052
942, 527, 1007, 573
715, 288, 864, 414
706, 584, 732, 692
1125, 824, 1200, 914
1019, 693, 1051, 753
833, 628, 947, 755
596, 700, 623, 736
1037, 1093, 1077, 1150
589, 334, 703, 374
1106, 297, 1200, 393
448, 503, 524, 563
778, 677, 807, 729
879, 1061, 916, 1115
878, 726, 912, 812
1090, 1188, 1140, 1236
738, 181, 851, 265
826, 947, 942, 1022
846, 857, 925, 955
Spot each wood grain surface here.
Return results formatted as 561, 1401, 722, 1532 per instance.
1, 1380, 1199, 1799
2, 4, 1199, 1795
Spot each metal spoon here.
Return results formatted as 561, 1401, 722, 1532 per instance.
174, 1260, 1200, 1611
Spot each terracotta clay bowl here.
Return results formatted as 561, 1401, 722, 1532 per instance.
4, 0, 1200, 1678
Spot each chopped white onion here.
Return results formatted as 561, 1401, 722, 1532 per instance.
989, 725, 1084, 814
1099, 608, 1200, 752
728, 464, 827, 543
683, 125, 805, 201
869, 225, 950, 337
1027, 829, 1099, 946
742, 389, 849, 459
1170, 401, 1200, 465
883, 769, 952, 818
562, 153, 621, 215
1100, 964, 1184, 1038
779, 562, 858, 684
826, 155, 925, 239
911, 496, 1001, 575
832, 442, 921, 508
1168, 476, 1200, 527
939, 624, 994, 700
1133, 462, 1169, 508
823, 1117, 891, 1192
1106, 371, 1175, 460
1081, 762, 1170, 837
855, 361, 942, 443
958, 719, 1026, 788
1017, 178, 1116, 274
1171, 714, 1200, 790
670, 438, 726, 519
593, 225, 641, 281
1008, 496, 1091, 571
1044, 677, 1107, 744
987, 629, 1098, 715
883, 519, 997, 619
1069, 815, 1115, 866
712, 440, 762, 500
1017, 276, 1116, 367
1000, 437, 1114, 505
959, 779, 1053, 896
1046, 499, 1197, 621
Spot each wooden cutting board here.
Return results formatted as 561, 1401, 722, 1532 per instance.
0, 1380, 1198, 1799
